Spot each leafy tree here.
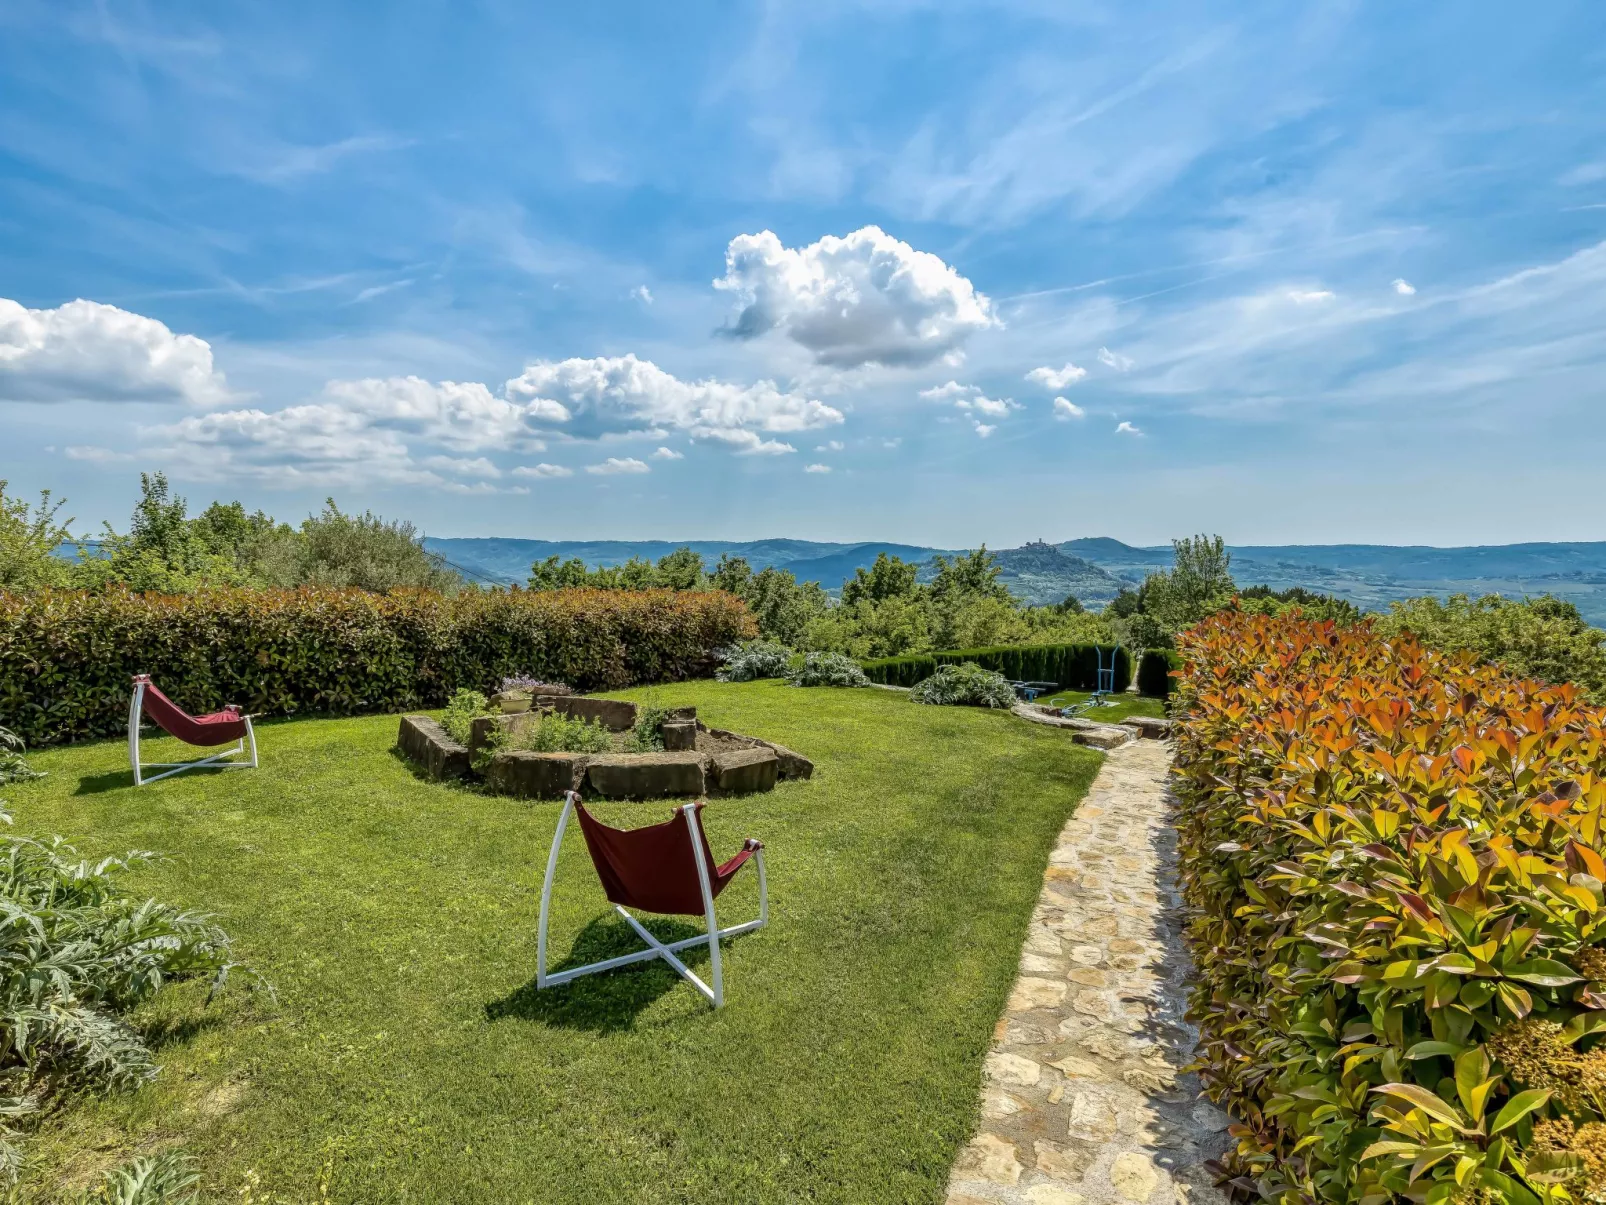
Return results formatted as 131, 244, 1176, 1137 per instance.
840, 553, 921, 605
1104, 585, 1147, 619
1377, 593, 1606, 701
653, 546, 707, 590
929, 546, 1012, 605
295, 500, 461, 592
1238, 584, 1361, 624
0, 480, 74, 591
1142, 533, 1235, 632
529, 555, 593, 590
710, 556, 829, 645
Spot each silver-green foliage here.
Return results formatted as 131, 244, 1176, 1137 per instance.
786, 651, 870, 688
715, 641, 796, 682
909, 662, 1016, 708
61, 1151, 200, 1205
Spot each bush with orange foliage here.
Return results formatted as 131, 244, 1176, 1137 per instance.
1174, 610, 1606, 1203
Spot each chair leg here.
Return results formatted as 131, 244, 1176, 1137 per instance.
245, 717, 258, 769
129, 682, 145, 787
684, 806, 724, 1008
536, 793, 578, 990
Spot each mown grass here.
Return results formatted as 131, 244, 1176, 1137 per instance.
1032, 688, 1168, 722
13, 681, 1101, 1204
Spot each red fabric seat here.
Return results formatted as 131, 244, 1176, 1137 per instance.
134, 676, 248, 747
574, 800, 759, 916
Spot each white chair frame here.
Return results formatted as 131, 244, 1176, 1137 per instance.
128, 680, 259, 787
536, 791, 767, 1009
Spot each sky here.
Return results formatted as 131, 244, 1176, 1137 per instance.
2, 1, 1605, 548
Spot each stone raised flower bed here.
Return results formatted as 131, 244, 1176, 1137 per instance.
397, 693, 812, 801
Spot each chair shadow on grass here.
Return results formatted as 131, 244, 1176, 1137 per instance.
486, 912, 746, 1033
74, 762, 241, 794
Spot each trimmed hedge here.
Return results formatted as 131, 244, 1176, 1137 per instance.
1135, 648, 1181, 698
0, 587, 755, 747
861, 643, 1130, 692
1174, 610, 1606, 1203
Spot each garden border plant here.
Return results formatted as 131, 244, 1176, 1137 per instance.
1172, 609, 1606, 1203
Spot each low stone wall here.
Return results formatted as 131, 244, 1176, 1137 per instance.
396, 701, 813, 801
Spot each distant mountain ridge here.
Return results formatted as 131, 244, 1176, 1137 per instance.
421, 536, 1606, 625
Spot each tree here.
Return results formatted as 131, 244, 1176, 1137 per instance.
653, 547, 706, 590
0, 481, 74, 591
840, 553, 921, 606
295, 500, 461, 592
929, 546, 1012, 605
1141, 534, 1236, 633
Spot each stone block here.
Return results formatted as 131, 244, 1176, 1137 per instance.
666, 705, 696, 721
586, 752, 706, 799
700, 725, 813, 779
397, 715, 471, 781
486, 751, 587, 798
1067, 721, 1131, 749
551, 695, 638, 732
1121, 715, 1177, 740
710, 746, 779, 795
661, 719, 698, 751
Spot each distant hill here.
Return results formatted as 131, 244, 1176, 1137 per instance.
418, 535, 1606, 625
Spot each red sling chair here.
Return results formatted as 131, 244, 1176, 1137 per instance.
128, 675, 258, 786
536, 791, 767, 1009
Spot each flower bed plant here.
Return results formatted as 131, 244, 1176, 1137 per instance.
908, 662, 1015, 709
786, 651, 870, 688
715, 641, 797, 682
1173, 609, 1606, 1203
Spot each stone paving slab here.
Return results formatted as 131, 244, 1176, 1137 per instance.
946, 740, 1229, 1205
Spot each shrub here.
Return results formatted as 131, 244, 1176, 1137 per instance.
715, 640, 796, 682
1135, 649, 1180, 698
623, 704, 668, 753
0, 586, 755, 747
909, 662, 1015, 708
1172, 609, 1606, 1203
439, 688, 492, 745
859, 653, 937, 687
516, 712, 615, 754
786, 652, 870, 688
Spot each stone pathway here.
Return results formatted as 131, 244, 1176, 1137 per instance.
946, 740, 1231, 1205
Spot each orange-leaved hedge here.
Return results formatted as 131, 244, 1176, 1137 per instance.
1174, 609, 1606, 1204
0, 586, 756, 747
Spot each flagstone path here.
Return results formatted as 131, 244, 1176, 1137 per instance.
945, 739, 1231, 1205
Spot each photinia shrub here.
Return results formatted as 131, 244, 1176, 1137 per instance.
0, 586, 754, 746
1174, 610, 1606, 1203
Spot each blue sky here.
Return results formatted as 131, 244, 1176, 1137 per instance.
2, 1, 1605, 547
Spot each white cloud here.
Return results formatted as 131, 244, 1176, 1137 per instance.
714, 225, 999, 367
919, 380, 1019, 421
632, 285, 653, 304
423, 455, 501, 478
586, 456, 650, 475
650, 446, 684, 460
816, 439, 844, 452
1053, 396, 1085, 420
1287, 289, 1336, 304
693, 428, 795, 455
1097, 346, 1135, 371
319, 376, 554, 452
1026, 363, 1087, 390
0, 297, 230, 406
1115, 420, 1143, 435
512, 463, 574, 478
1392, 278, 1417, 296
502, 354, 841, 444
1560, 162, 1606, 186
152, 403, 423, 485
973, 423, 996, 437
64, 445, 134, 462
804, 463, 832, 473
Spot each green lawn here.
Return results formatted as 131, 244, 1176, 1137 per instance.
1032, 688, 1168, 722
13, 681, 1100, 1204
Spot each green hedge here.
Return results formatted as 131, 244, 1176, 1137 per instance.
861, 643, 1130, 692
1136, 649, 1181, 697
0, 586, 755, 747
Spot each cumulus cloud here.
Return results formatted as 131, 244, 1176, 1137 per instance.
153, 403, 423, 485
650, 446, 684, 460
1115, 420, 1143, 436
1393, 278, 1417, 296
586, 457, 650, 475
423, 455, 500, 478
974, 423, 996, 437
919, 380, 1019, 420
1053, 396, 1085, 420
503, 354, 840, 445
804, 463, 832, 473
1097, 347, 1134, 371
1026, 363, 1087, 390
512, 463, 574, 478
0, 297, 230, 406
714, 225, 999, 368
